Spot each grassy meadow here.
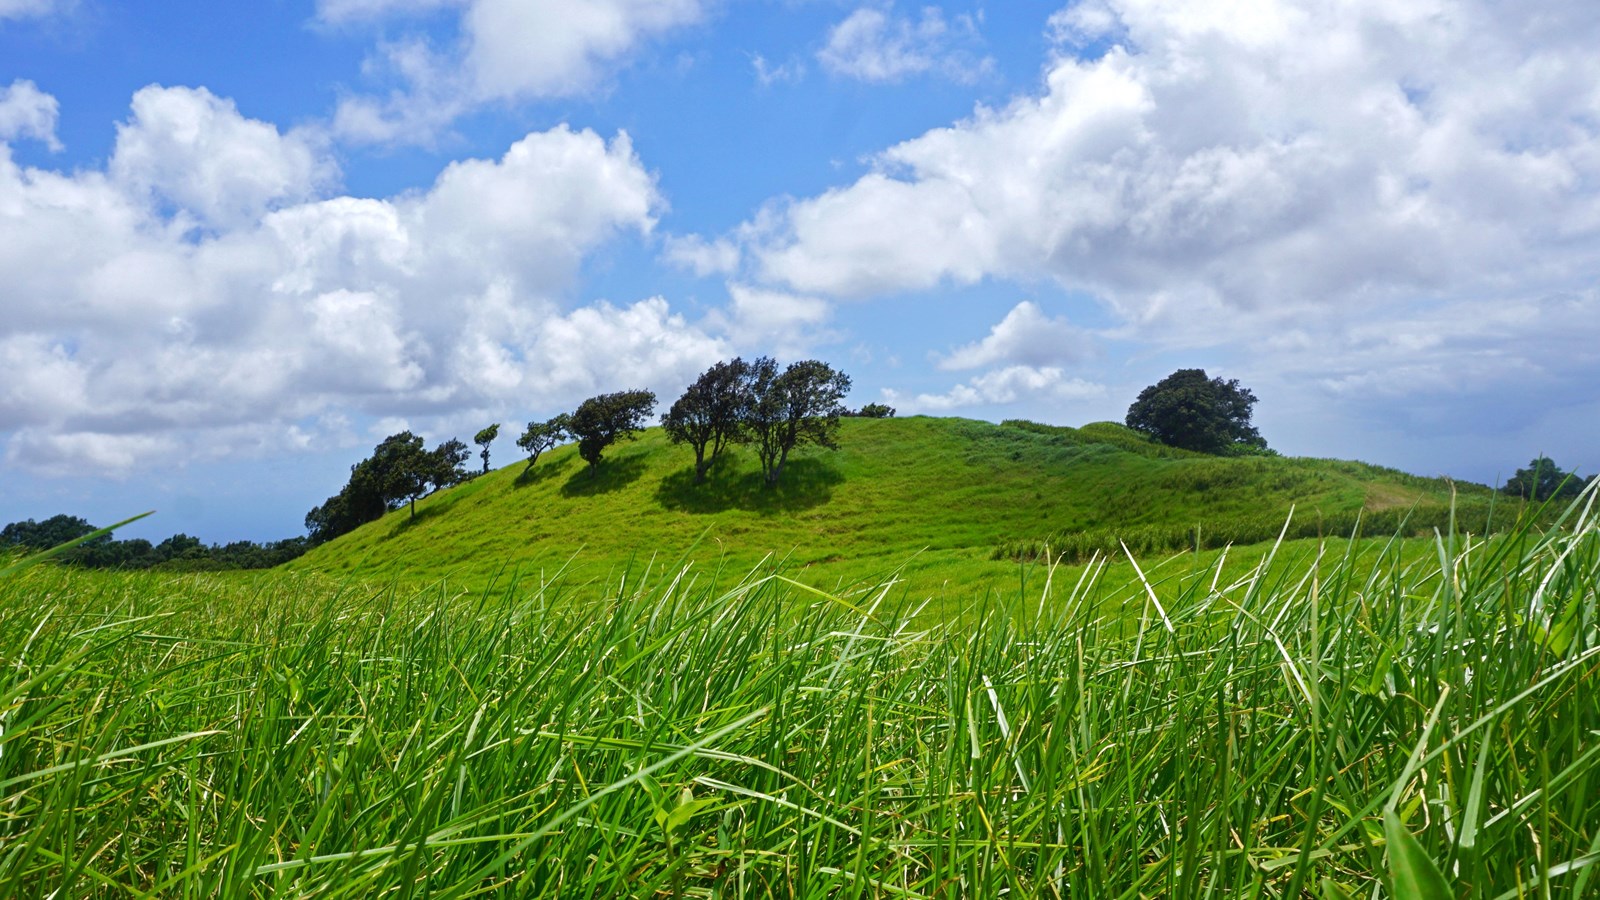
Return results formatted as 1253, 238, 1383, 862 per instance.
2, 488, 1597, 897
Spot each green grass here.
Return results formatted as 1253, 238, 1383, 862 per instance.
2, 492, 1597, 896
290, 417, 1503, 600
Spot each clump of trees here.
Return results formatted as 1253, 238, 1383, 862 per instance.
305, 430, 472, 544
1126, 368, 1266, 454
1502, 456, 1593, 502
0, 514, 308, 570
663, 357, 851, 487
849, 403, 895, 418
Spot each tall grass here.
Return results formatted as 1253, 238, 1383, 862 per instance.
1, 494, 1597, 897
995, 497, 1507, 565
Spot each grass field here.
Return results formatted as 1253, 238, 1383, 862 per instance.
289, 417, 1506, 604
2, 488, 1596, 897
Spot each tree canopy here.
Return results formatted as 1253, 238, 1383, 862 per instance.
1502, 456, 1590, 502
662, 358, 752, 483
570, 390, 656, 472
473, 423, 500, 475
744, 357, 851, 486
1125, 368, 1265, 454
516, 414, 571, 473
305, 430, 473, 539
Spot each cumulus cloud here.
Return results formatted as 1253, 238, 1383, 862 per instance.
111, 86, 334, 231
0, 85, 724, 476
888, 365, 1105, 412
704, 284, 833, 358
937, 300, 1092, 370
331, 0, 708, 143
818, 4, 992, 84
754, 0, 1600, 325
0, 80, 61, 149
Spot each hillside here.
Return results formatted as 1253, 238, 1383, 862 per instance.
290, 416, 1500, 593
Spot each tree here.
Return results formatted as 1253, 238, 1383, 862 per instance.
516, 414, 571, 473
474, 423, 500, 475
744, 358, 851, 486
663, 358, 752, 483
431, 438, 471, 491
1502, 456, 1587, 502
1125, 368, 1265, 454
854, 403, 895, 418
569, 390, 656, 473
0, 514, 98, 550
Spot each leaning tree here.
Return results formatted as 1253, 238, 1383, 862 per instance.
569, 390, 657, 473
473, 423, 500, 475
516, 414, 571, 473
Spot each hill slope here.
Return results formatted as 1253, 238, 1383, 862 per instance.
290, 416, 1497, 593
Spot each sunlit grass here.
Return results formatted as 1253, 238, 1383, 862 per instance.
289, 416, 1498, 600
2, 491, 1596, 897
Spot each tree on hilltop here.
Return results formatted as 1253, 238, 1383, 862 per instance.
570, 390, 656, 473
744, 357, 851, 487
1502, 456, 1588, 502
474, 423, 500, 475
1126, 368, 1265, 454
663, 358, 752, 484
516, 414, 571, 473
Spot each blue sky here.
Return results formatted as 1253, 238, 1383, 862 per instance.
2, 0, 1598, 544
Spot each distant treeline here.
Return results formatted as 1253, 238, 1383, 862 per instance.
0, 515, 309, 571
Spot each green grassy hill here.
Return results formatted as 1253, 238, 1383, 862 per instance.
290, 416, 1501, 595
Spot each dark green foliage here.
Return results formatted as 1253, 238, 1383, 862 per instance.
744, 357, 851, 486
517, 414, 571, 473
1126, 368, 1266, 454
853, 402, 896, 418
662, 358, 752, 484
570, 390, 656, 472
473, 423, 500, 475
383, 433, 470, 519
0, 514, 98, 550
1502, 456, 1589, 502
306, 430, 472, 536
0, 514, 307, 570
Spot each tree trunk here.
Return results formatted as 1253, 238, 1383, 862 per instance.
694, 446, 708, 484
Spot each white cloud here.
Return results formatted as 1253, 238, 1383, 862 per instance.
661, 233, 740, 276
314, 0, 461, 24
888, 365, 1106, 412
111, 86, 334, 231
705, 283, 833, 358
332, 0, 708, 144
937, 300, 1091, 370
754, 0, 1600, 329
751, 53, 806, 87
0, 80, 61, 149
0, 87, 723, 476
0, 0, 71, 21
818, 5, 992, 84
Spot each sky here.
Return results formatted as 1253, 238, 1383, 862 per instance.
1, 0, 1597, 544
